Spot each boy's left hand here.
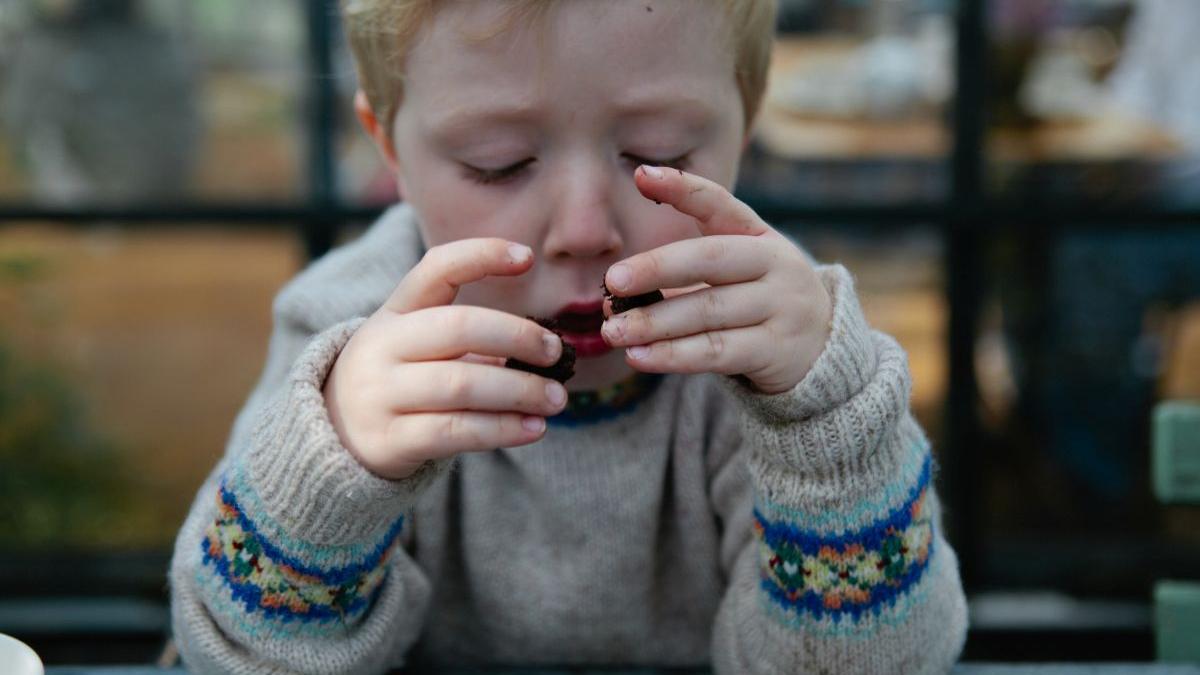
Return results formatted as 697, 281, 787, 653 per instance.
601, 165, 833, 395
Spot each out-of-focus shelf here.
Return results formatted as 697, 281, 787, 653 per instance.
990, 116, 1184, 163
761, 36, 1187, 164
759, 36, 948, 160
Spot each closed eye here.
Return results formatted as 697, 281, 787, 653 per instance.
623, 153, 689, 171
463, 158, 535, 185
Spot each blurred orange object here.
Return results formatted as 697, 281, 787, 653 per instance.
1161, 302, 1200, 400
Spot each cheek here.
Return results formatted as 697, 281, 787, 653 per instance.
631, 210, 699, 252
410, 181, 508, 247
452, 270, 533, 314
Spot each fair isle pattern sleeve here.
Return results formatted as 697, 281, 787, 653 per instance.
170, 312, 449, 674
197, 471, 401, 633
709, 263, 968, 675
753, 450, 934, 633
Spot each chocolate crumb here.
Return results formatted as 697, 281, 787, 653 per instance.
530, 316, 559, 331
505, 341, 575, 384
646, 5, 653, 11
653, 200, 661, 205
505, 316, 576, 383
602, 279, 665, 315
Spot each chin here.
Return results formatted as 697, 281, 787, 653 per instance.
565, 350, 637, 392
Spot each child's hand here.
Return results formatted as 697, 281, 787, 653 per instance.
601, 166, 834, 395
322, 239, 567, 480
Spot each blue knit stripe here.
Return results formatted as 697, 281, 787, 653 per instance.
195, 567, 351, 639
757, 548, 939, 637
754, 441, 930, 534
225, 463, 393, 567
199, 536, 381, 623
759, 537, 934, 622
218, 482, 404, 587
753, 453, 931, 554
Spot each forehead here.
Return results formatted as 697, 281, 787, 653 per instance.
401, 0, 737, 124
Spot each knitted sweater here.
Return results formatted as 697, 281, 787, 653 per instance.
169, 203, 968, 674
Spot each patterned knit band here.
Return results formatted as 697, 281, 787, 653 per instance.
200, 481, 401, 625
753, 453, 934, 625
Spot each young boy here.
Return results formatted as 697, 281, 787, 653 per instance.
169, 1, 968, 672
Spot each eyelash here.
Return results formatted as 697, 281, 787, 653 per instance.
463, 158, 535, 186
463, 153, 690, 186
629, 153, 689, 172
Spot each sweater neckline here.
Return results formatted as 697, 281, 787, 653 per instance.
548, 372, 664, 427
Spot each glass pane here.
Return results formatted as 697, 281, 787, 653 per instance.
741, 1, 954, 207
0, 0, 306, 206
789, 224, 946, 445
977, 228, 1200, 597
335, 1, 957, 208
0, 222, 301, 552
987, 0, 1200, 208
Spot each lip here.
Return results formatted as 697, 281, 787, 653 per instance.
560, 330, 611, 358
556, 299, 604, 315
551, 299, 609, 358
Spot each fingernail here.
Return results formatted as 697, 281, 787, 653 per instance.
508, 243, 532, 263
640, 164, 665, 180
542, 333, 561, 360
546, 382, 567, 406
602, 316, 624, 341
608, 264, 631, 291
522, 416, 545, 433
628, 345, 650, 360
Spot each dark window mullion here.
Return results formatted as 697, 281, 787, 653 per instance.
304, 0, 339, 261
944, 0, 989, 592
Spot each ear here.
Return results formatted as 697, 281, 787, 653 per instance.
741, 121, 755, 154
355, 89, 399, 172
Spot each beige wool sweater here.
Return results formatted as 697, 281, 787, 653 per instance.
169, 203, 968, 674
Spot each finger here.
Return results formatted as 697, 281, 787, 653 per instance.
634, 164, 771, 237
389, 411, 548, 461
384, 238, 533, 314
661, 282, 709, 300
390, 361, 568, 417
604, 235, 768, 298
460, 353, 506, 367
391, 306, 561, 366
601, 283, 708, 319
622, 325, 771, 376
601, 284, 770, 348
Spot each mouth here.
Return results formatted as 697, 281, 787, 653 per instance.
549, 300, 610, 358
552, 301, 604, 334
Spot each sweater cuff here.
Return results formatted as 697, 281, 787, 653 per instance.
718, 263, 918, 477
721, 263, 878, 425
242, 317, 453, 547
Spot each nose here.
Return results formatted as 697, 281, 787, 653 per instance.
541, 159, 623, 261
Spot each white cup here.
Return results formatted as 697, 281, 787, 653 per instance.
0, 633, 44, 675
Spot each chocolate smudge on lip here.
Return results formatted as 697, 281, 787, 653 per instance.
504, 316, 576, 383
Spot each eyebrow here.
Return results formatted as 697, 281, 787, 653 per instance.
427, 94, 719, 139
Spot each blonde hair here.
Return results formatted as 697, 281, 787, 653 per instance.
341, 0, 777, 138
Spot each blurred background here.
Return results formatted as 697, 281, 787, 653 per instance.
1, 0, 1198, 666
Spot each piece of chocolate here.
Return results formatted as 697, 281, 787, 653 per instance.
504, 317, 576, 383
602, 280, 665, 315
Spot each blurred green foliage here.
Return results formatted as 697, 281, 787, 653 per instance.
0, 252, 135, 548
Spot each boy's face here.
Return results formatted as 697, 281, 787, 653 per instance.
371, 0, 748, 390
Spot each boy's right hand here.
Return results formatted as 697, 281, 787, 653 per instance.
321, 238, 567, 480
